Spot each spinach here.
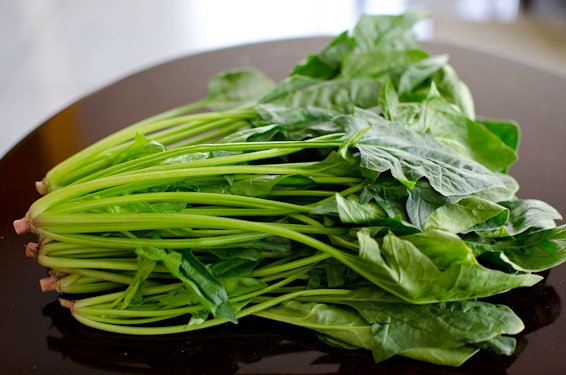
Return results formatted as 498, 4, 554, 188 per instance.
15, 11, 566, 368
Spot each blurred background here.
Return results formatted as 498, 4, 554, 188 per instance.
1, 0, 565, 158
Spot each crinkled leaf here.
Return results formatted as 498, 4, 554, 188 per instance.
335, 193, 388, 223
397, 54, 449, 95
470, 198, 561, 238
351, 11, 429, 53
342, 49, 429, 79
432, 65, 475, 119
359, 178, 410, 219
255, 104, 340, 140
320, 193, 417, 233
503, 199, 561, 234
261, 76, 383, 113
418, 96, 518, 172
426, 196, 508, 234
467, 225, 566, 272
337, 113, 505, 195
347, 300, 523, 363
347, 229, 541, 303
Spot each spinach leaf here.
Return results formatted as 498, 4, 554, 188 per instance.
348, 300, 523, 363
291, 31, 352, 80
347, 229, 541, 303
137, 247, 236, 322
337, 112, 505, 195
418, 95, 518, 172
432, 65, 475, 119
467, 225, 566, 272
397, 54, 449, 95
257, 298, 492, 367
341, 49, 429, 79
261, 76, 383, 113
426, 196, 508, 233
203, 68, 275, 110
256, 300, 373, 350
351, 11, 429, 53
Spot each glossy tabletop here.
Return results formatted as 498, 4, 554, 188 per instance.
1, 38, 565, 374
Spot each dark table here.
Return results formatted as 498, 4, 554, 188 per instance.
1, 37, 565, 374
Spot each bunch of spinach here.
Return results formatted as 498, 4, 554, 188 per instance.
15, 11, 566, 367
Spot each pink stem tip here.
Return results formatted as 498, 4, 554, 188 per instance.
36, 180, 48, 195
13, 217, 30, 234
25, 242, 39, 258
59, 298, 74, 309
40, 276, 57, 292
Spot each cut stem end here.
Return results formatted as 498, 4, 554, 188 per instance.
40, 276, 57, 292
59, 298, 74, 310
25, 242, 39, 258
13, 217, 30, 234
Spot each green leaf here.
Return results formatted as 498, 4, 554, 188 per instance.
257, 297, 506, 367
473, 173, 519, 203
397, 54, 449, 95
418, 96, 518, 172
218, 124, 284, 144
137, 247, 236, 322
113, 250, 158, 308
348, 229, 542, 303
348, 300, 523, 363
203, 68, 275, 110
255, 104, 340, 140
307, 259, 349, 288
256, 103, 337, 126
478, 117, 520, 152
433, 65, 475, 119
351, 11, 429, 53
337, 113, 505, 195
335, 193, 388, 224
405, 176, 519, 232
377, 77, 399, 121
400, 346, 479, 367
262, 76, 384, 113
291, 31, 352, 80
209, 247, 263, 261
426, 196, 508, 234
470, 198, 561, 238
467, 225, 566, 272
255, 300, 373, 350
229, 174, 316, 198
210, 257, 259, 278
220, 276, 268, 299
359, 178, 409, 219
342, 49, 429, 79
503, 199, 561, 234
319, 193, 417, 233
